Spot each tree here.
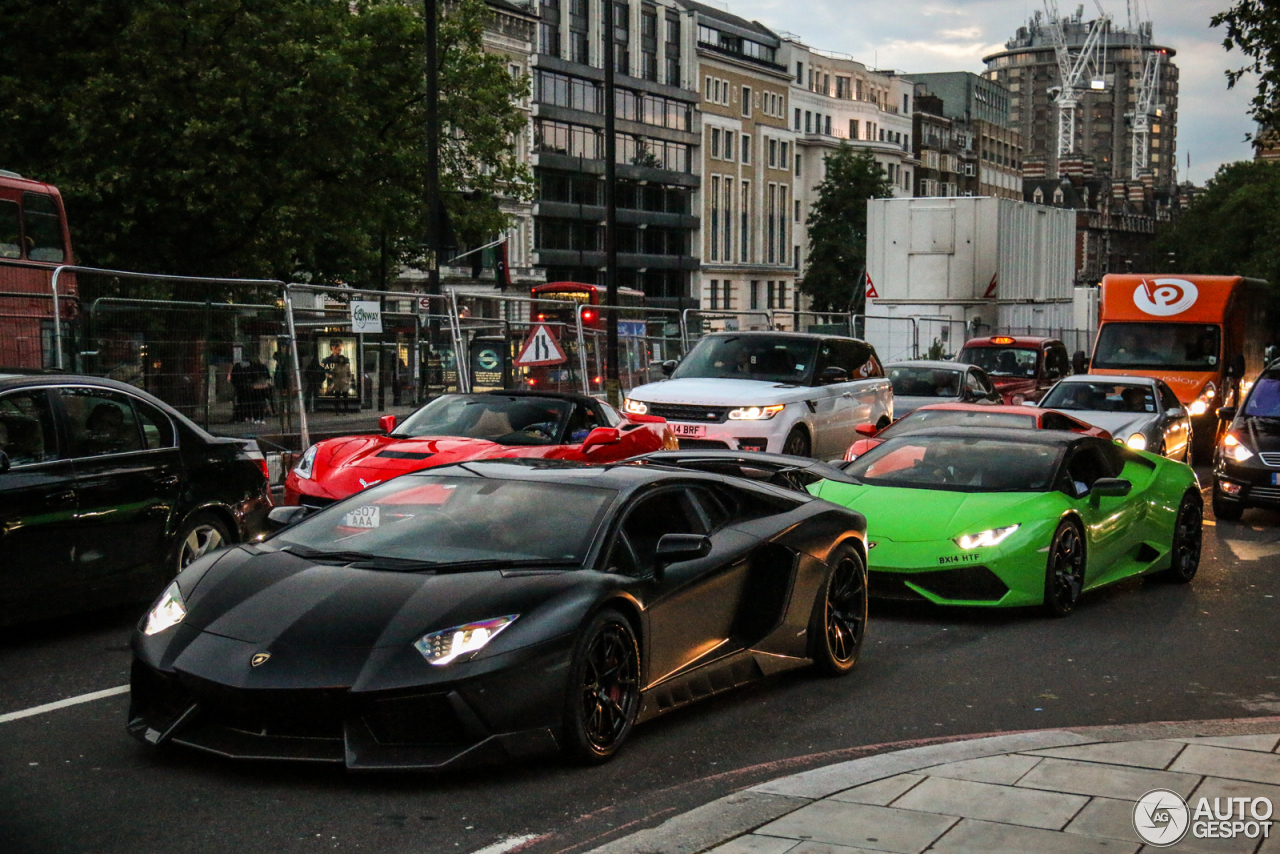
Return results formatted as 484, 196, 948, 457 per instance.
0, 0, 529, 296
800, 145, 894, 313
1212, 1, 1280, 137
1154, 160, 1280, 297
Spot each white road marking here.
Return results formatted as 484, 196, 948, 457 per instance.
469, 835, 542, 854
0, 685, 130, 724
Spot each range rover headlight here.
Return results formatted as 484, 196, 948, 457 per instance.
294, 445, 318, 479
623, 398, 648, 416
728, 404, 785, 420
953, 525, 1020, 550
414, 615, 518, 666
143, 582, 187, 636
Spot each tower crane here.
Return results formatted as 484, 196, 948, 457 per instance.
1129, 49, 1162, 178
1042, 1, 1112, 165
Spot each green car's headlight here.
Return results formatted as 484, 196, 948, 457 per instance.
414, 615, 518, 666
953, 525, 1020, 550
143, 581, 187, 635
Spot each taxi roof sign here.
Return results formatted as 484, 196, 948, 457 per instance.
990, 336, 1016, 345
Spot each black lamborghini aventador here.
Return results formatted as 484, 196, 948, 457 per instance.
128, 457, 868, 770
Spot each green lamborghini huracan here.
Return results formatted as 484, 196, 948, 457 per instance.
810, 426, 1202, 616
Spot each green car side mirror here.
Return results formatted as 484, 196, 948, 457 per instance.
1091, 478, 1132, 498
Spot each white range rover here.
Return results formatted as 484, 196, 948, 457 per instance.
623, 332, 894, 458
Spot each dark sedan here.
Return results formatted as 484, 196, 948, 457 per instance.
128, 458, 868, 769
0, 374, 272, 626
1213, 362, 1280, 520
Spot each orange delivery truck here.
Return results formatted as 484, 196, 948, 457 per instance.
1084, 274, 1272, 452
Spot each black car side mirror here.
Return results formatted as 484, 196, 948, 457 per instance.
1227, 353, 1246, 379
266, 505, 309, 530
1217, 405, 1237, 422
653, 533, 711, 579
0, 450, 9, 474
660, 360, 678, 377
1072, 350, 1089, 375
1091, 478, 1132, 498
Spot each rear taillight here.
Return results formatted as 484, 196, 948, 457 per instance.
243, 449, 269, 483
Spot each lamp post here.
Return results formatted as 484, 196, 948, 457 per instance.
425, 0, 441, 300
603, 0, 620, 407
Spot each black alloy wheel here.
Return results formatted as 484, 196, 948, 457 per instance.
1043, 520, 1086, 617
1163, 493, 1203, 583
562, 609, 641, 764
170, 512, 232, 576
782, 427, 811, 458
811, 546, 867, 676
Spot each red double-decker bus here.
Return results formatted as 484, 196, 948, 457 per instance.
525, 282, 648, 393
0, 170, 76, 368
530, 281, 645, 329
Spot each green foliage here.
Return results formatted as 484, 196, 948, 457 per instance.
1154, 160, 1280, 291
926, 338, 946, 360
800, 145, 894, 313
1212, 0, 1280, 137
0, 0, 529, 297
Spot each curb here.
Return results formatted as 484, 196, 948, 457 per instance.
581, 715, 1280, 854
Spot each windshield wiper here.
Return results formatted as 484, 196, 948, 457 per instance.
429, 557, 574, 572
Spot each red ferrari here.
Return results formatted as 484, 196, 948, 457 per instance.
284, 391, 677, 507
843, 402, 1111, 461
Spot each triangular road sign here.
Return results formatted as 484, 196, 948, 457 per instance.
515, 323, 568, 366
865, 272, 879, 300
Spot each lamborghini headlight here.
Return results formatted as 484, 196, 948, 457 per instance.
953, 525, 1020, 550
294, 444, 318, 479
728, 404, 785, 421
1223, 433, 1254, 462
1126, 433, 1148, 451
414, 615, 518, 666
143, 582, 187, 636
623, 398, 648, 416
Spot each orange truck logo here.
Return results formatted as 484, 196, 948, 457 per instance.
1133, 278, 1200, 316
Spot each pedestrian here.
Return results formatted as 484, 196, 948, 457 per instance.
229, 359, 250, 422
304, 356, 325, 413
322, 339, 352, 414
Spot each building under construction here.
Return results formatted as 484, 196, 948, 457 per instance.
982, 4, 1178, 192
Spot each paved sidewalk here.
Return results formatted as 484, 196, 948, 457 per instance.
589, 720, 1280, 854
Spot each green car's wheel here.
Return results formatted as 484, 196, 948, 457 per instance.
1043, 519, 1086, 617
810, 545, 867, 677
1163, 492, 1203, 583
561, 609, 640, 764
783, 427, 811, 458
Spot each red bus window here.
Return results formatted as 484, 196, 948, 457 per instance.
22, 192, 65, 263
0, 200, 19, 259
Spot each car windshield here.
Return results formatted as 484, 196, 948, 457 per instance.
393, 395, 571, 445
878, 409, 1036, 440
1041, 382, 1156, 413
1092, 322, 1221, 371
1244, 378, 1280, 417
273, 475, 615, 565
887, 366, 963, 398
845, 435, 1064, 493
671, 335, 818, 384
956, 346, 1039, 378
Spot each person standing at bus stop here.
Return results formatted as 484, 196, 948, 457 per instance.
322, 339, 352, 414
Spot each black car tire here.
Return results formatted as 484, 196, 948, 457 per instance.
169, 512, 232, 576
782, 427, 811, 458
1161, 491, 1203, 583
1043, 519, 1086, 618
561, 609, 641, 765
1212, 489, 1244, 522
809, 544, 867, 677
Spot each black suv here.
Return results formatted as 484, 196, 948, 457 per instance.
1213, 361, 1280, 521
0, 374, 272, 626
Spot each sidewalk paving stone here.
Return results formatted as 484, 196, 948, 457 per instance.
891, 776, 1089, 831
928, 817, 1140, 854
1015, 756, 1202, 800
755, 800, 958, 854
828, 775, 924, 806
917, 754, 1043, 786
1024, 739, 1188, 770
1063, 796, 1140, 842
1173, 734, 1280, 753
1171, 743, 1280, 786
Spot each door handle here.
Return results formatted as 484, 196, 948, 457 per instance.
46, 490, 76, 506
155, 474, 180, 487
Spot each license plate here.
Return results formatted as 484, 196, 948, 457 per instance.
342, 506, 380, 529
671, 423, 707, 438
1272, 473, 1280, 486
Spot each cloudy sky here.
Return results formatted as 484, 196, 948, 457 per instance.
721, 0, 1257, 185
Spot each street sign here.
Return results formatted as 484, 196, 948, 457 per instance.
416, 296, 432, 316
351, 300, 383, 333
514, 324, 567, 366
